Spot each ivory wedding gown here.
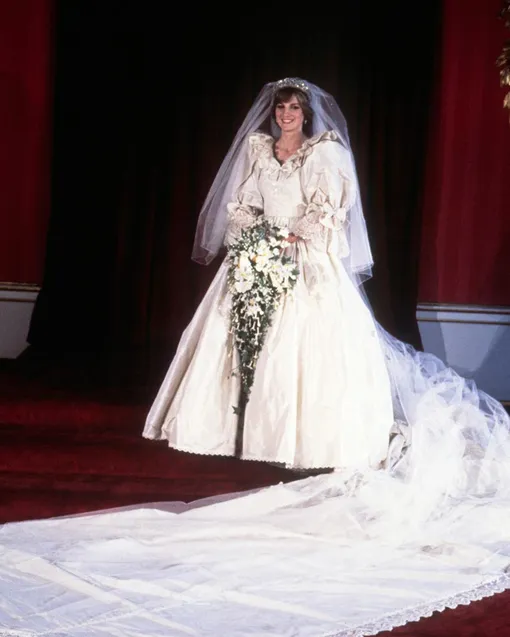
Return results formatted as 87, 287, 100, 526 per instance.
1, 131, 510, 637
143, 131, 394, 469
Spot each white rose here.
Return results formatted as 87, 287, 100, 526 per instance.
238, 254, 252, 274
256, 240, 269, 254
234, 279, 254, 293
254, 254, 270, 272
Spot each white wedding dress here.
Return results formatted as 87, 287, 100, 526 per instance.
1, 131, 510, 637
143, 131, 394, 469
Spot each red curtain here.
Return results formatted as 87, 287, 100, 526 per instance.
419, 0, 510, 306
0, 0, 53, 284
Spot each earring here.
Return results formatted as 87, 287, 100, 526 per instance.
304, 119, 308, 124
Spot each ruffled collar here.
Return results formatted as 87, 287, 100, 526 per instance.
249, 130, 338, 176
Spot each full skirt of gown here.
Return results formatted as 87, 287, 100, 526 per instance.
143, 220, 394, 470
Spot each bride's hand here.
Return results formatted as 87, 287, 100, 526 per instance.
282, 234, 298, 259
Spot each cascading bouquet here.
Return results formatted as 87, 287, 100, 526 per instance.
226, 219, 299, 450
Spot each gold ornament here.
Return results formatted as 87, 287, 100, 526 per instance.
496, 1, 510, 119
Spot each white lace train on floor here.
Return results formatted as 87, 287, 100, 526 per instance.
2, 253, 510, 635
1, 438, 510, 637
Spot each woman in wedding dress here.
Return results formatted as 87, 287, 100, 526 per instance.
2, 78, 510, 637
143, 77, 394, 470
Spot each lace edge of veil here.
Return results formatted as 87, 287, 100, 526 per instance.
331, 574, 510, 637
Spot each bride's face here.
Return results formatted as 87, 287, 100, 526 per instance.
275, 95, 304, 133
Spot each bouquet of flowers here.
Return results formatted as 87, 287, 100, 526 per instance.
227, 218, 299, 410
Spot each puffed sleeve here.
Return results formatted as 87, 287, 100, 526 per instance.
293, 138, 356, 254
224, 134, 265, 247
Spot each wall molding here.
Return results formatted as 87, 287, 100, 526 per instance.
418, 302, 510, 315
417, 302, 510, 403
0, 283, 39, 358
418, 302, 510, 325
0, 282, 40, 293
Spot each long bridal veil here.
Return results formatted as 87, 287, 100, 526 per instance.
1, 78, 510, 637
194, 77, 510, 526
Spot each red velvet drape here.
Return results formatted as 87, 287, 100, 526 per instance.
0, 0, 53, 284
419, 0, 510, 306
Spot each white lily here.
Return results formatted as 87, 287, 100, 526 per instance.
234, 278, 254, 293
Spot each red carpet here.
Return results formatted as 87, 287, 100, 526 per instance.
1, 358, 509, 636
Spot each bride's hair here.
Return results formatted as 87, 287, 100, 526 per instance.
272, 87, 314, 136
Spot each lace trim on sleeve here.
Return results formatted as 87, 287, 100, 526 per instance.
293, 202, 349, 255
224, 203, 259, 246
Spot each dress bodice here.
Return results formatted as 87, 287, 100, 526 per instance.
225, 130, 356, 257
259, 168, 306, 219
248, 132, 338, 219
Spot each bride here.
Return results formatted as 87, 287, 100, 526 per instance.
2, 78, 510, 637
143, 77, 394, 470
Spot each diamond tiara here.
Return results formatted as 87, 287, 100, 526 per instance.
273, 77, 310, 93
